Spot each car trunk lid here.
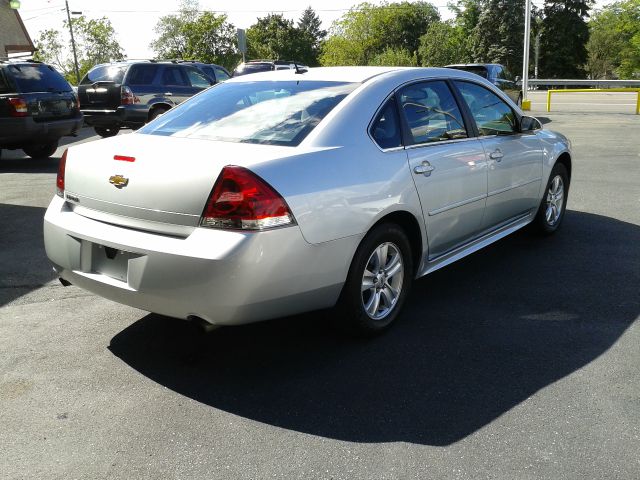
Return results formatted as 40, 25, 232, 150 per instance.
62, 133, 298, 234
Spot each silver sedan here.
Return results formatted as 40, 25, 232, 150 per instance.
44, 67, 572, 335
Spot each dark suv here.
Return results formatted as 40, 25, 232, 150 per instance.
0, 60, 82, 159
445, 63, 522, 106
78, 60, 216, 137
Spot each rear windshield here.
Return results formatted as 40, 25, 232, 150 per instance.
9, 64, 71, 92
449, 66, 488, 79
233, 63, 274, 77
80, 65, 126, 85
140, 80, 359, 147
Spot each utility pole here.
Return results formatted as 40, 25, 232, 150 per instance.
65, 0, 80, 85
522, 0, 532, 100
534, 33, 540, 79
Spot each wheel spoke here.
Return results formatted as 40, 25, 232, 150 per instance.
366, 291, 381, 316
545, 205, 553, 223
385, 256, 402, 278
376, 244, 388, 271
380, 287, 395, 308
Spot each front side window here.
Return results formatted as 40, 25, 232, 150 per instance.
214, 67, 230, 81
185, 67, 212, 88
454, 81, 517, 136
398, 80, 468, 145
370, 98, 402, 149
140, 80, 359, 147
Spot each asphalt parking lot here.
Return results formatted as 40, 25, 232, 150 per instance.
1, 93, 639, 479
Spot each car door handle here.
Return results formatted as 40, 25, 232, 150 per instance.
164, 92, 173, 96
489, 149, 504, 161
414, 162, 435, 176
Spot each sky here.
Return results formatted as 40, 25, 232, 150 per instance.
18, 0, 613, 60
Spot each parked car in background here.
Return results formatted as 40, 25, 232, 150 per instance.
0, 60, 82, 159
78, 60, 214, 138
45, 66, 572, 336
175, 60, 231, 83
445, 63, 522, 106
232, 60, 308, 77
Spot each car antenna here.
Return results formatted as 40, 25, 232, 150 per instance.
294, 63, 303, 75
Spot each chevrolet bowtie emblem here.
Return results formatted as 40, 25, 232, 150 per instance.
109, 174, 129, 189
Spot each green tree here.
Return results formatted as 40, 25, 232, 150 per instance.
539, 0, 593, 78
246, 14, 305, 61
297, 6, 326, 66
34, 16, 124, 83
418, 21, 467, 66
320, 1, 440, 66
447, 0, 483, 60
370, 47, 418, 66
587, 0, 640, 79
150, 0, 240, 70
473, 0, 526, 75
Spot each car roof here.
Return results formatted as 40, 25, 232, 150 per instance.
225, 66, 485, 84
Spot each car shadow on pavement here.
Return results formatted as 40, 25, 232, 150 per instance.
0, 152, 61, 174
0, 204, 55, 306
109, 210, 639, 446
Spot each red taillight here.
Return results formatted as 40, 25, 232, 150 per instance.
201, 166, 295, 230
120, 85, 139, 105
8, 97, 28, 117
114, 155, 135, 162
56, 149, 67, 197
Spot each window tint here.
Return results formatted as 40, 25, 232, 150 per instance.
214, 67, 230, 81
81, 65, 126, 85
0, 69, 11, 94
9, 64, 71, 92
127, 64, 158, 85
398, 80, 467, 145
184, 67, 211, 88
201, 67, 215, 80
161, 67, 188, 86
450, 66, 488, 79
370, 98, 402, 149
140, 80, 359, 147
454, 81, 517, 135
496, 67, 507, 80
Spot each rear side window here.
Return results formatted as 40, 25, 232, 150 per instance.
9, 64, 71, 92
453, 66, 488, 79
398, 81, 468, 144
81, 65, 126, 85
370, 98, 402, 149
0, 69, 11, 94
127, 64, 158, 85
161, 67, 188, 86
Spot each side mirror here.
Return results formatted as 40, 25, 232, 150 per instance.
520, 115, 542, 132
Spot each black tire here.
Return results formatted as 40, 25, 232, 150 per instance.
335, 223, 413, 336
531, 162, 569, 235
94, 126, 120, 138
23, 141, 58, 159
148, 107, 169, 122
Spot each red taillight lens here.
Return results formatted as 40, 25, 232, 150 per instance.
120, 85, 138, 105
8, 97, 28, 117
56, 149, 67, 197
201, 166, 295, 230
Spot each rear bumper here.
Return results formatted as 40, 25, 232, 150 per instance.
0, 114, 83, 147
82, 105, 148, 128
43, 195, 354, 325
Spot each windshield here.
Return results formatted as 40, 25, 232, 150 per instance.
9, 64, 71, 92
140, 80, 359, 146
80, 65, 126, 85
